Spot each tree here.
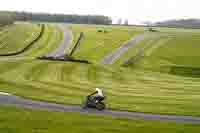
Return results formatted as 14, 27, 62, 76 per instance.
124, 19, 129, 25
143, 21, 153, 27
117, 19, 122, 25
0, 11, 113, 25
0, 12, 14, 26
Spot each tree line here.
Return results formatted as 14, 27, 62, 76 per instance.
0, 11, 112, 26
0, 12, 15, 26
155, 19, 200, 29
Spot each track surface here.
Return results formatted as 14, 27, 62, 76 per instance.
45, 25, 71, 57
101, 33, 146, 64
1, 94, 200, 123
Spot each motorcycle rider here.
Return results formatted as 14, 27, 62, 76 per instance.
89, 88, 105, 103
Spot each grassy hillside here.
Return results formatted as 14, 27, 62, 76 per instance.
0, 23, 41, 54
1, 105, 200, 133
112, 32, 160, 65
0, 22, 63, 58
115, 28, 200, 76
0, 24, 200, 116
140, 30, 200, 67
0, 60, 200, 116
68, 24, 144, 62
1, 23, 200, 132
19, 24, 63, 58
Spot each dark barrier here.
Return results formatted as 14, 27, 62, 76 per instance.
38, 56, 90, 64
69, 32, 84, 56
0, 24, 45, 56
37, 31, 90, 64
169, 66, 200, 78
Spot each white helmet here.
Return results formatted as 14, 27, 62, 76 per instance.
95, 88, 103, 97
96, 88, 100, 91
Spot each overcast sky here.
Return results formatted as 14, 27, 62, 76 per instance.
1, 0, 200, 24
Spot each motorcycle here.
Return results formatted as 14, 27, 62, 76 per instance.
82, 95, 106, 111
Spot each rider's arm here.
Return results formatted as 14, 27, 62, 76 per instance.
88, 91, 97, 96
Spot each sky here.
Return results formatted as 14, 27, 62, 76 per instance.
1, 0, 200, 24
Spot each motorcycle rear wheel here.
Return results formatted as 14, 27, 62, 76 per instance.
96, 102, 106, 111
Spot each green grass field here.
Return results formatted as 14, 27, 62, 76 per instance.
68, 24, 144, 62
119, 28, 200, 69
0, 59, 200, 116
1, 105, 200, 133
19, 24, 63, 58
0, 23, 41, 54
0, 23, 63, 58
0, 23, 200, 132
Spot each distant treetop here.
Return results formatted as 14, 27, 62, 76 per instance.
155, 19, 200, 29
0, 11, 112, 25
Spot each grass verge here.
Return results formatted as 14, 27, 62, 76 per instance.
0, 104, 200, 133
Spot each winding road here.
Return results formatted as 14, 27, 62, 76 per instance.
44, 24, 71, 58
1, 93, 200, 124
101, 33, 146, 64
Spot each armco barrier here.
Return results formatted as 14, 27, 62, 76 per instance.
169, 65, 200, 78
38, 56, 90, 64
